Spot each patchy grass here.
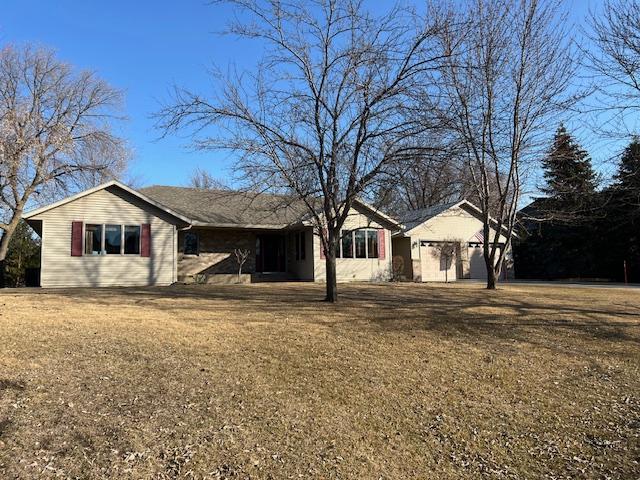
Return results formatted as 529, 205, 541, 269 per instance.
0, 282, 639, 479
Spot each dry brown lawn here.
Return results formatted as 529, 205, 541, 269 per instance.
0, 282, 639, 479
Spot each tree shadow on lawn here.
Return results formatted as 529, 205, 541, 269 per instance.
344, 286, 640, 357
32, 283, 640, 355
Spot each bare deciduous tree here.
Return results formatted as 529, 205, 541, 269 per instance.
157, 0, 450, 302
434, 0, 579, 289
233, 248, 250, 283
587, 0, 640, 131
0, 45, 127, 285
66, 140, 130, 192
188, 166, 228, 190
373, 135, 470, 214
373, 146, 508, 217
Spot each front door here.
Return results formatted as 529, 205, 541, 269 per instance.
256, 234, 286, 272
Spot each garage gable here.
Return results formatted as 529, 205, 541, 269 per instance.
406, 202, 507, 244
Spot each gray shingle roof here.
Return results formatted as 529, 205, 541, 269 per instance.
399, 201, 461, 230
139, 186, 311, 227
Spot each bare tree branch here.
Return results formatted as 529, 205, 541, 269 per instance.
0, 44, 128, 275
432, 0, 580, 289
156, 0, 451, 302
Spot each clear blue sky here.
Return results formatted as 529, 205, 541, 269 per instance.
1, 0, 248, 187
1, 0, 612, 192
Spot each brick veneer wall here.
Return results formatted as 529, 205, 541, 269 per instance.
178, 228, 257, 278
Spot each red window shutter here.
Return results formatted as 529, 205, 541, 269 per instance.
319, 228, 327, 259
141, 224, 151, 257
378, 229, 386, 259
71, 221, 83, 256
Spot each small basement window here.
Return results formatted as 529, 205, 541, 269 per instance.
184, 232, 199, 255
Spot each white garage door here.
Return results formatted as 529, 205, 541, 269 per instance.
420, 244, 457, 282
468, 245, 487, 279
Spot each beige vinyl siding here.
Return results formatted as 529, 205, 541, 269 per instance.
405, 205, 510, 281
31, 186, 178, 288
313, 206, 392, 282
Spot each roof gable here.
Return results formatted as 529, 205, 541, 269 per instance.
402, 200, 478, 235
22, 180, 192, 224
351, 199, 403, 230
400, 201, 461, 231
400, 200, 518, 238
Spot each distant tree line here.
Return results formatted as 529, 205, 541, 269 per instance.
515, 126, 640, 282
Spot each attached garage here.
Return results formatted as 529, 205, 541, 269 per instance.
391, 200, 515, 282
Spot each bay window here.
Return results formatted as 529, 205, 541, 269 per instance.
341, 230, 353, 258
367, 229, 378, 258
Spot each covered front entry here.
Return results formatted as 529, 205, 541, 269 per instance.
255, 234, 286, 272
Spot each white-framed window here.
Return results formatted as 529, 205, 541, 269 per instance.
84, 223, 141, 255
339, 229, 379, 259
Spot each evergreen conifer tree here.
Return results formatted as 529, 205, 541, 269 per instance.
613, 137, 640, 206
541, 124, 597, 205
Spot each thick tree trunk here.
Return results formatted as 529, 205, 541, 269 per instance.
486, 266, 497, 289
0, 229, 13, 288
0, 212, 24, 288
0, 241, 7, 289
325, 253, 338, 302
0, 228, 12, 262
